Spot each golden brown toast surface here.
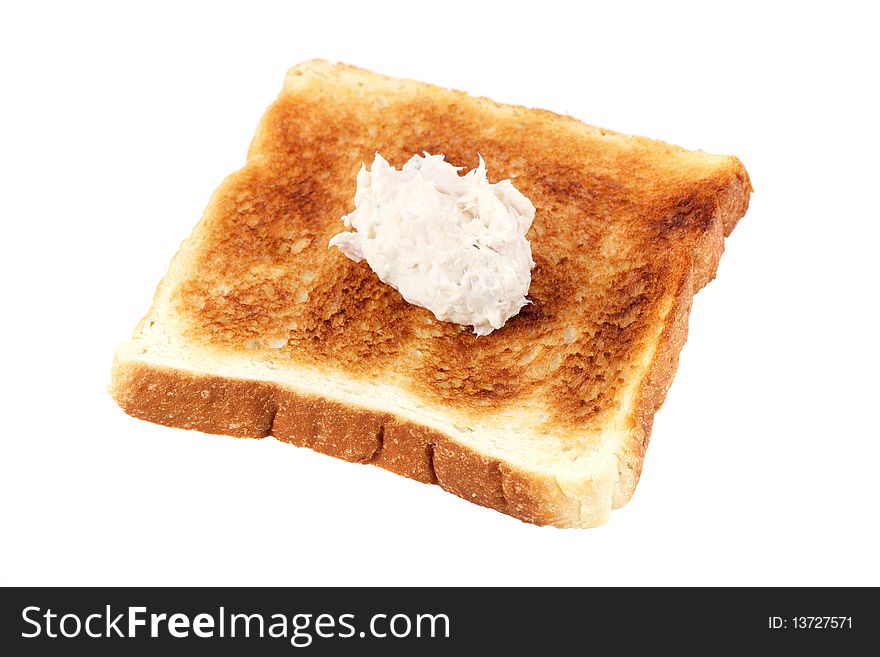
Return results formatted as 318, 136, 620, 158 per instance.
170, 61, 750, 436
111, 61, 752, 527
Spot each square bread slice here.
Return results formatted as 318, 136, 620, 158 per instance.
110, 60, 751, 528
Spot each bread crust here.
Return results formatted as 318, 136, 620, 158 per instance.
110, 357, 577, 526
614, 167, 751, 508
110, 61, 751, 527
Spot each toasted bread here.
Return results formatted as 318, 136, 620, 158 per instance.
110, 60, 751, 528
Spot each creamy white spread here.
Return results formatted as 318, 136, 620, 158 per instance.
329, 153, 536, 336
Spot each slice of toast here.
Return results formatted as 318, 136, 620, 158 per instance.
110, 60, 751, 528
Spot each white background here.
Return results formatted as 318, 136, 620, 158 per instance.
1, 1, 877, 587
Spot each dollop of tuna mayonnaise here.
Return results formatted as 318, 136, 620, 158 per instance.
329, 153, 536, 336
